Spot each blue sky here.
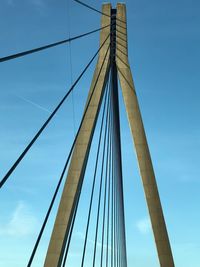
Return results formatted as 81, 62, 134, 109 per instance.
0, 0, 200, 266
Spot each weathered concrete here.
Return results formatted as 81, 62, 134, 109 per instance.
116, 3, 175, 267
43, 4, 111, 267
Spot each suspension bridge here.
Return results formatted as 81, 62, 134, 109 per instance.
0, 1, 175, 267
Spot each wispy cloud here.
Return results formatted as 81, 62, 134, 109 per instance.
136, 217, 151, 235
0, 201, 38, 237
15, 94, 51, 114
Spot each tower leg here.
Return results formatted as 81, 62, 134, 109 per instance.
43, 4, 111, 267
116, 4, 175, 267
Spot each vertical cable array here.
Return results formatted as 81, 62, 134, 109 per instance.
59, 8, 128, 267
1, 3, 129, 265
110, 8, 128, 267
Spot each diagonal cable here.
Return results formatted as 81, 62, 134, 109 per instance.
0, 25, 110, 63
73, 0, 126, 25
58, 46, 111, 267
26, 41, 111, 267
100, 85, 111, 267
0, 33, 110, 189
92, 70, 111, 267
80, 73, 110, 267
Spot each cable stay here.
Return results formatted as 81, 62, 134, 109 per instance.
26, 40, 111, 266
73, 0, 126, 25
79, 78, 110, 267
49, 16, 129, 262
61, 65, 111, 267
0, 33, 110, 189
0, 24, 110, 63
56, 63, 128, 267
27, 54, 129, 267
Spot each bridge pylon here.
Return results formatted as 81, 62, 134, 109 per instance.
44, 3, 175, 267
116, 4, 175, 267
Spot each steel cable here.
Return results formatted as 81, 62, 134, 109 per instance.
92, 70, 111, 267
79, 74, 110, 267
0, 33, 110, 189
0, 25, 110, 63
72, 0, 126, 25
58, 45, 111, 266
26, 40, 111, 267
100, 80, 112, 267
